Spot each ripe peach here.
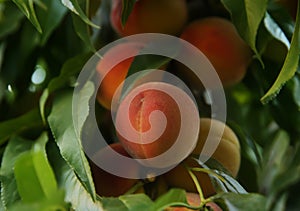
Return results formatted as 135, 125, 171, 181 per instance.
115, 82, 199, 165
164, 118, 241, 196
90, 143, 138, 197
96, 42, 143, 110
110, 0, 188, 37
166, 192, 222, 211
179, 17, 252, 87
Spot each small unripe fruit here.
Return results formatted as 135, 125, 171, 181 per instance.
179, 17, 252, 87
164, 118, 241, 196
110, 0, 188, 36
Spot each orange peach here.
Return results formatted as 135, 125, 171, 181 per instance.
110, 0, 188, 37
90, 143, 138, 197
115, 81, 199, 167
164, 118, 241, 196
179, 17, 252, 87
166, 192, 222, 211
96, 43, 143, 110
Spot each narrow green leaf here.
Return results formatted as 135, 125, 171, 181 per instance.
37, 0, 68, 45
39, 53, 92, 122
63, 0, 100, 29
48, 91, 96, 200
0, 136, 34, 208
218, 192, 267, 211
0, 2, 24, 39
150, 189, 187, 211
261, 3, 300, 103
121, 0, 136, 27
221, 0, 268, 63
14, 133, 58, 203
48, 142, 103, 211
101, 197, 128, 211
12, 0, 42, 33
72, 13, 96, 52
119, 194, 154, 210
0, 109, 42, 145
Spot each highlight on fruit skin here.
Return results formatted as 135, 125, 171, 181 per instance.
164, 118, 241, 197
110, 0, 188, 37
115, 81, 200, 168
179, 16, 252, 88
89, 143, 138, 197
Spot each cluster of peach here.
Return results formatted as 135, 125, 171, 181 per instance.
92, 0, 254, 210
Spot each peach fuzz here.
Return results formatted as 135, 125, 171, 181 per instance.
179, 17, 252, 87
96, 42, 144, 110
115, 82, 199, 166
166, 192, 222, 211
110, 0, 188, 37
164, 118, 241, 196
90, 143, 138, 197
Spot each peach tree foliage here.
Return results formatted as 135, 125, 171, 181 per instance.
0, 0, 299, 210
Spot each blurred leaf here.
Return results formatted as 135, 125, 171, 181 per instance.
61, 0, 100, 29
261, 3, 300, 103
12, 0, 42, 33
264, 12, 290, 49
221, 0, 268, 63
0, 2, 24, 39
119, 194, 154, 210
8, 189, 68, 211
48, 91, 96, 200
48, 141, 103, 211
150, 189, 187, 211
39, 53, 92, 122
0, 109, 42, 145
101, 197, 128, 211
121, 0, 137, 26
14, 133, 57, 202
36, 0, 68, 45
72, 13, 96, 52
216, 192, 267, 211
0, 136, 33, 208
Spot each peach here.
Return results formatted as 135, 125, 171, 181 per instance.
90, 143, 138, 197
115, 82, 199, 167
110, 0, 188, 37
166, 192, 222, 211
96, 42, 143, 110
164, 118, 241, 196
179, 17, 252, 87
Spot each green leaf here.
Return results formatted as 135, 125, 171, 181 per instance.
261, 3, 300, 103
39, 53, 92, 122
36, 0, 68, 45
0, 2, 24, 39
121, 0, 137, 26
0, 136, 34, 208
221, 0, 268, 62
150, 189, 187, 211
47, 91, 96, 200
264, 12, 290, 49
0, 109, 42, 145
72, 13, 96, 52
14, 133, 57, 202
119, 194, 154, 210
217, 192, 267, 211
8, 189, 68, 211
12, 0, 42, 33
101, 197, 128, 211
62, 0, 100, 29
48, 142, 103, 211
